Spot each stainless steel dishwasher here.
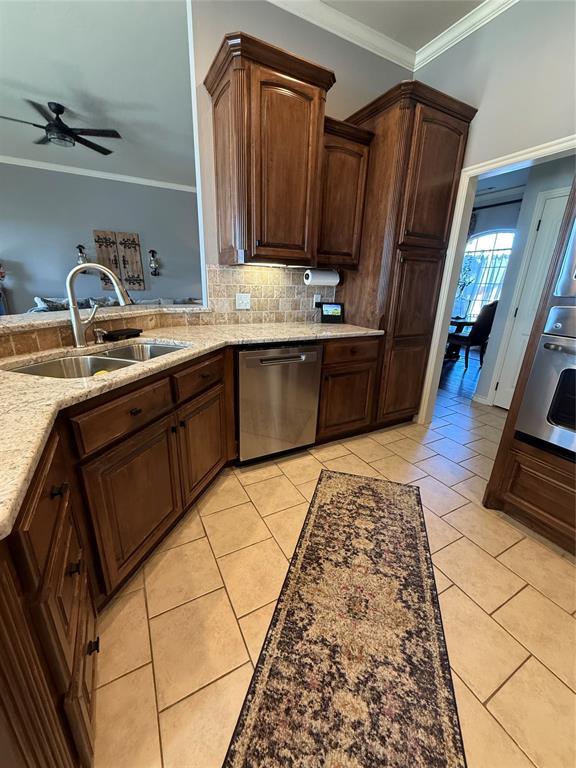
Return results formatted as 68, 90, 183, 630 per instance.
238, 345, 323, 461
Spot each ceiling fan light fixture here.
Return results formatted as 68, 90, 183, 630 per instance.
46, 128, 75, 147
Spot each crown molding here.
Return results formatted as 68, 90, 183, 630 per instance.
267, 0, 415, 70
267, 0, 519, 74
414, 0, 520, 70
0, 155, 196, 192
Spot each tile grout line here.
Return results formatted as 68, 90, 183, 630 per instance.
156, 660, 252, 717
482, 654, 533, 707
142, 568, 166, 768
202, 517, 260, 665
452, 670, 540, 768
95, 658, 152, 692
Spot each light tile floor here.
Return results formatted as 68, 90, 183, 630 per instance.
93, 393, 576, 768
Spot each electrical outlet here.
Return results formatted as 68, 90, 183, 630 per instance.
313, 293, 322, 305
235, 293, 251, 310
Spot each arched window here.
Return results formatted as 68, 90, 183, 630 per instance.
452, 230, 515, 320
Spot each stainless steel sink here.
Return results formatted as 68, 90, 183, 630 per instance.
13, 355, 136, 379
99, 342, 189, 361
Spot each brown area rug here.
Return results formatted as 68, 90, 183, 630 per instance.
224, 470, 465, 768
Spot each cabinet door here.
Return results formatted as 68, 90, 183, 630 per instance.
251, 65, 323, 264
400, 103, 468, 250
82, 416, 182, 592
391, 249, 445, 337
177, 385, 227, 508
317, 361, 376, 440
64, 575, 97, 768
378, 338, 430, 420
33, 490, 83, 694
317, 133, 369, 268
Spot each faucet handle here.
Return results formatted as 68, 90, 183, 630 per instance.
93, 327, 106, 344
81, 304, 98, 327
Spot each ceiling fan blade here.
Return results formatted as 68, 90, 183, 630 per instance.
75, 135, 112, 155
34, 135, 50, 145
72, 128, 121, 138
25, 99, 53, 122
0, 115, 44, 128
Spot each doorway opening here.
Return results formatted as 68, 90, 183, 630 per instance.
428, 150, 575, 425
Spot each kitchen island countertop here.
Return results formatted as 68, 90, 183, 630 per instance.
0, 322, 383, 539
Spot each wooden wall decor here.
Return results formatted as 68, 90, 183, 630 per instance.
116, 232, 145, 290
93, 231, 145, 291
93, 231, 119, 291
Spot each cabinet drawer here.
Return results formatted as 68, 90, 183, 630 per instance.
34, 490, 84, 694
64, 575, 97, 768
323, 338, 379, 365
11, 431, 70, 591
71, 378, 173, 456
172, 353, 225, 403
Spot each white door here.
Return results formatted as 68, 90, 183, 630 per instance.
494, 191, 569, 409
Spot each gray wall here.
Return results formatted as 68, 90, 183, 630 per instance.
0, 164, 201, 314
470, 200, 522, 238
417, 0, 576, 166
191, 0, 412, 263
475, 155, 575, 398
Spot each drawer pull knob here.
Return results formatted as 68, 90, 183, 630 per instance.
200, 372, 211, 380
49, 484, 68, 499
350, 348, 358, 355
129, 407, 143, 416
179, 420, 186, 428
171, 426, 178, 434
66, 560, 81, 577
87, 637, 100, 656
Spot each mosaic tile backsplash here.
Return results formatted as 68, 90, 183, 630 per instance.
0, 265, 337, 357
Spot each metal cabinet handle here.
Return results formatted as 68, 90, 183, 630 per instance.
543, 342, 565, 352
50, 483, 69, 499
200, 372, 211, 379
87, 637, 100, 656
260, 355, 306, 366
171, 426, 178, 434
129, 407, 143, 416
66, 560, 81, 577
179, 420, 186, 428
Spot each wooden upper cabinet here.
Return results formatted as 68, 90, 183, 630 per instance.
252, 66, 323, 263
400, 103, 469, 250
391, 249, 445, 337
204, 32, 335, 266
317, 118, 373, 268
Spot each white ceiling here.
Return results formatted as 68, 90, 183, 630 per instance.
0, 1, 195, 186
322, 0, 482, 50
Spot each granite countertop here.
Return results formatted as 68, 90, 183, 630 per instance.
0, 322, 383, 539
0, 303, 208, 334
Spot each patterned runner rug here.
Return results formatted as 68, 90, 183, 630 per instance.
224, 470, 465, 768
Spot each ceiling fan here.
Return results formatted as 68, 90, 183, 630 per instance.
0, 100, 122, 155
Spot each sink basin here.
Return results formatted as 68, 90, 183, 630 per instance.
98, 342, 189, 362
13, 355, 136, 379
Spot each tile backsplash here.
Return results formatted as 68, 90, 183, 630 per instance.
0, 265, 337, 357
200, 265, 336, 325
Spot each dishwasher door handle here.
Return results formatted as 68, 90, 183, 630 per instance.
260, 354, 307, 365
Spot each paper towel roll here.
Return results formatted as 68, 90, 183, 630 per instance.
303, 269, 340, 287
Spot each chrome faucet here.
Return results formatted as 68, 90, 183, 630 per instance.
65, 264, 133, 347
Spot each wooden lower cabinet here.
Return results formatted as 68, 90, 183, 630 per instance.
486, 439, 575, 553
64, 574, 98, 768
82, 414, 182, 593
317, 360, 377, 440
0, 546, 76, 768
378, 337, 430, 421
178, 384, 227, 508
